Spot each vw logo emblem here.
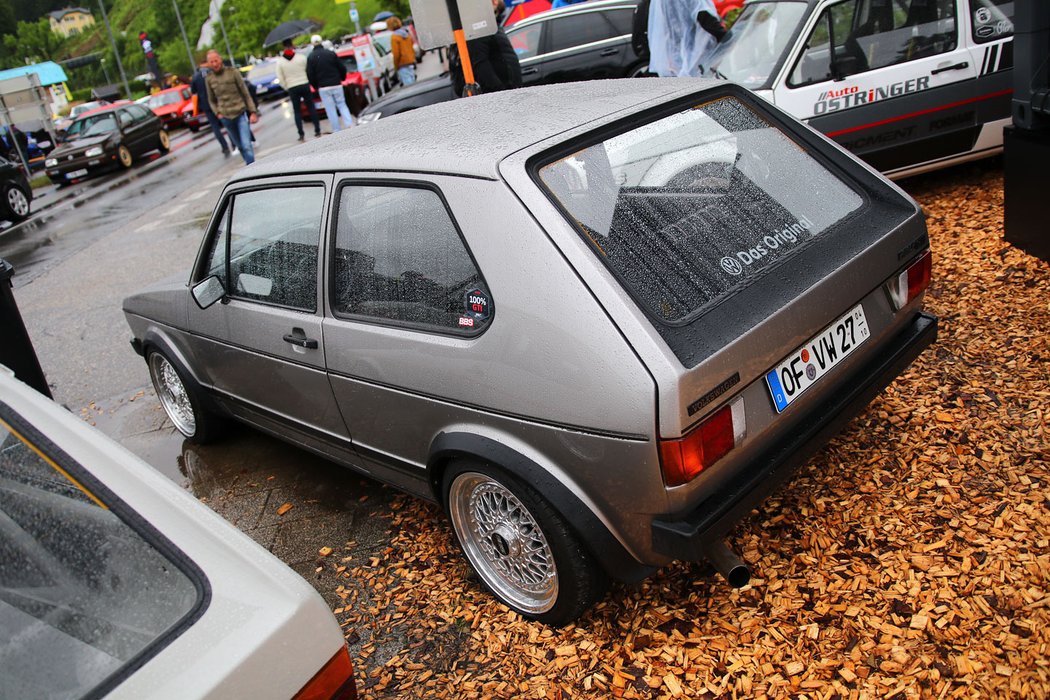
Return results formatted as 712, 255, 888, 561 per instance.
721, 256, 742, 276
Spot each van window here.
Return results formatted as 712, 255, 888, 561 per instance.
969, 0, 1013, 43
537, 96, 863, 323
788, 0, 957, 86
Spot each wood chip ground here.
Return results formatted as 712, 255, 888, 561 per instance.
323, 163, 1048, 699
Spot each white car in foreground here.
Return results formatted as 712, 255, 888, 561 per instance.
0, 366, 358, 699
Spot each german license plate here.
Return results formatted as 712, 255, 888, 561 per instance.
66, 169, 88, 179
766, 304, 870, 413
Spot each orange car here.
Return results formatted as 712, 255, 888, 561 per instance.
147, 84, 199, 129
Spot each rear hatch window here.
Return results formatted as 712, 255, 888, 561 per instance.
536, 95, 863, 324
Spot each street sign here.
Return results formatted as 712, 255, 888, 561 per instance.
350, 7, 359, 21
351, 34, 378, 80
409, 0, 497, 50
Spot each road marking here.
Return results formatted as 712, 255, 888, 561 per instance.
167, 203, 187, 216
185, 189, 210, 201
135, 223, 153, 233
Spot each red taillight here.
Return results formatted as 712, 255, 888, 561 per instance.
292, 647, 358, 700
887, 250, 932, 311
659, 398, 745, 487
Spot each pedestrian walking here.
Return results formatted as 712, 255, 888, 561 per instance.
388, 17, 417, 87
190, 60, 231, 156
204, 50, 259, 164
647, 0, 726, 77
306, 35, 354, 131
275, 40, 321, 141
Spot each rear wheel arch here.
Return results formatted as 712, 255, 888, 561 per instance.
427, 432, 654, 585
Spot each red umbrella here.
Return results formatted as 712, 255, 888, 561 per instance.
503, 0, 553, 27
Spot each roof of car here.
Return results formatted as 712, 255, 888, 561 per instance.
240, 79, 713, 181
75, 100, 132, 119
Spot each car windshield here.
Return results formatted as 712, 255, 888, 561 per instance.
0, 405, 202, 698
64, 113, 118, 141
340, 54, 359, 72
537, 96, 863, 322
248, 63, 276, 81
703, 2, 808, 88
148, 91, 184, 107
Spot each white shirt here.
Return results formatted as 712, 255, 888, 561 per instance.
275, 52, 310, 89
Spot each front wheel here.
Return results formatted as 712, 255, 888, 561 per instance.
117, 144, 133, 168
3, 184, 30, 222
444, 461, 606, 625
157, 129, 171, 153
627, 61, 651, 78
147, 351, 225, 443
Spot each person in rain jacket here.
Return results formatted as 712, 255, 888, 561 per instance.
647, 0, 726, 77
387, 17, 417, 86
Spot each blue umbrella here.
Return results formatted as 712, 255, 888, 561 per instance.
374, 10, 394, 21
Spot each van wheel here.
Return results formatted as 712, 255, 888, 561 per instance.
3, 184, 30, 221
117, 145, 133, 168
158, 129, 171, 153
147, 350, 225, 443
444, 460, 606, 625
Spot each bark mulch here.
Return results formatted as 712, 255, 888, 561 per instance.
325, 163, 1048, 699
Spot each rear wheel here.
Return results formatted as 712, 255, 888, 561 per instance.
444, 460, 606, 625
627, 61, 651, 78
147, 350, 225, 443
157, 129, 171, 153
117, 144, 133, 168
3, 184, 30, 222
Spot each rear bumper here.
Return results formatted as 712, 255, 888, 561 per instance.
651, 311, 937, 560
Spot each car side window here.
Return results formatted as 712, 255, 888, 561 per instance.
118, 109, 133, 128
969, 0, 1013, 43
548, 12, 620, 53
212, 186, 324, 311
788, 0, 957, 86
128, 104, 150, 121
332, 184, 491, 334
509, 23, 543, 60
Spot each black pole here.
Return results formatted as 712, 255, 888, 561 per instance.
0, 260, 51, 398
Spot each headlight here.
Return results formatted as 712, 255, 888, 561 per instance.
85, 146, 104, 157
45, 157, 57, 167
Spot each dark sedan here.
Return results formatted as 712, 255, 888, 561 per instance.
359, 0, 641, 122
0, 155, 32, 223
44, 103, 170, 185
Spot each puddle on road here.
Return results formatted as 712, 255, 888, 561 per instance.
88, 392, 391, 511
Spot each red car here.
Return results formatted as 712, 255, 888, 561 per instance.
301, 48, 371, 119
147, 84, 196, 129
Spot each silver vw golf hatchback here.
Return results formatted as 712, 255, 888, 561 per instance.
123, 79, 937, 624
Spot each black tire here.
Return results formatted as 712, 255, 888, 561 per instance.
443, 459, 607, 625
147, 350, 225, 444
3, 184, 31, 222
626, 61, 651, 78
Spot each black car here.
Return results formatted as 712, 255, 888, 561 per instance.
0, 155, 32, 223
359, 0, 641, 122
44, 103, 169, 185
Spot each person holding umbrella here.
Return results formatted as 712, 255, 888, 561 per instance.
276, 39, 321, 141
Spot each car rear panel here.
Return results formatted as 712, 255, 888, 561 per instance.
512, 81, 936, 560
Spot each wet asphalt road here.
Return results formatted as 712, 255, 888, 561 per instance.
0, 93, 404, 610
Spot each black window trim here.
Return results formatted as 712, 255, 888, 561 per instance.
328, 177, 495, 339
0, 400, 211, 700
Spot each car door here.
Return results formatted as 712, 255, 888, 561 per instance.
124, 105, 153, 154
506, 20, 546, 84
774, 0, 982, 173
187, 177, 353, 455
532, 6, 635, 83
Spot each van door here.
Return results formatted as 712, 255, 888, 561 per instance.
773, 0, 986, 175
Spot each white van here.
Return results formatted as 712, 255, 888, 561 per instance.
704, 0, 1014, 178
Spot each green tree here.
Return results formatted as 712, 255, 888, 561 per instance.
2, 18, 64, 63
